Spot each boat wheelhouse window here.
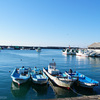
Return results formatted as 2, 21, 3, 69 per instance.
19, 68, 24, 74
72, 50, 74, 52
69, 69, 73, 73
67, 49, 70, 52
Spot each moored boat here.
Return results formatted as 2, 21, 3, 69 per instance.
62, 48, 76, 55
65, 70, 99, 88
62, 49, 71, 55
31, 67, 48, 85
76, 49, 88, 57
11, 66, 30, 85
43, 60, 77, 89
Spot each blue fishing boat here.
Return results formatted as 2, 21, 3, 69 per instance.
65, 69, 99, 88
31, 67, 48, 85
11, 66, 30, 85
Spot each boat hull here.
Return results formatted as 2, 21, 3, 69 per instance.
31, 77, 48, 85
31, 73, 48, 85
77, 81, 98, 88
12, 78, 29, 85
43, 68, 75, 88
76, 53, 88, 57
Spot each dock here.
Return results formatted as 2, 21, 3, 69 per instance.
48, 95, 100, 100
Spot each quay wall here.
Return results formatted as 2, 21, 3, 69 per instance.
49, 95, 100, 100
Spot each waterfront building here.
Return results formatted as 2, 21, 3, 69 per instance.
88, 42, 100, 49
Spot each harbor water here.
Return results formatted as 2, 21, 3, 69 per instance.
0, 49, 100, 100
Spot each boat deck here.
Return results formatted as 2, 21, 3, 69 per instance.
34, 74, 45, 79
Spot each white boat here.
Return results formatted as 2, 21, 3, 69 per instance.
62, 49, 71, 55
65, 70, 99, 88
76, 49, 99, 57
89, 51, 96, 57
31, 67, 48, 85
43, 60, 77, 89
62, 49, 76, 55
76, 49, 88, 57
94, 49, 100, 57
11, 67, 30, 85
70, 49, 76, 55
88, 49, 100, 57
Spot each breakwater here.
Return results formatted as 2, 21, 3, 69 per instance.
0, 45, 79, 50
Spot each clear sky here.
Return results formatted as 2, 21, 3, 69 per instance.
0, 0, 100, 47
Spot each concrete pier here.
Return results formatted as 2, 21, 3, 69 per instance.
46, 95, 100, 100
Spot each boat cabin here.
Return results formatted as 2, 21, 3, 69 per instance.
17, 66, 28, 75
48, 62, 59, 75
33, 67, 42, 75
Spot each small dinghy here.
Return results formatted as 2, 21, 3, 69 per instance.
65, 70, 99, 88
31, 67, 48, 85
43, 59, 77, 89
11, 66, 30, 85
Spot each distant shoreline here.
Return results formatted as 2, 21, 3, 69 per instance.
0, 45, 79, 50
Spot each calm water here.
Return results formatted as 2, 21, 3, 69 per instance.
0, 49, 100, 100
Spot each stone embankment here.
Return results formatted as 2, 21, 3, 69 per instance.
45, 95, 100, 100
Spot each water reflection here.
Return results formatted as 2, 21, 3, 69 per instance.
64, 55, 75, 62
49, 80, 77, 98
11, 81, 30, 97
32, 83, 48, 96
76, 56, 88, 65
73, 84, 98, 96
88, 57, 100, 65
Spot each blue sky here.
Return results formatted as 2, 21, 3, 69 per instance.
0, 0, 100, 47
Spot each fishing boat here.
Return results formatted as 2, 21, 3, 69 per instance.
88, 51, 96, 57
11, 66, 30, 85
65, 70, 99, 88
76, 49, 88, 57
62, 49, 71, 55
43, 60, 77, 89
62, 49, 76, 55
76, 49, 98, 57
31, 67, 48, 85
